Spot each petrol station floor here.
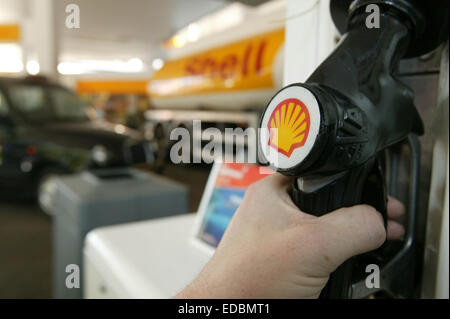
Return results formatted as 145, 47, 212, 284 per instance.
0, 164, 210, 298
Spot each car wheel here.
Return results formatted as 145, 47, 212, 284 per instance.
37, 169, 66, 215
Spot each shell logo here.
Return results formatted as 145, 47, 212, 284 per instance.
267, 98, 310, 158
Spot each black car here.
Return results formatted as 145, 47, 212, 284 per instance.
0, 76, 153, 211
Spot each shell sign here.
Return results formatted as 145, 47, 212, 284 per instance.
267, 98, 310, 157
149, 28, 284, 97
259, 85, 321, 170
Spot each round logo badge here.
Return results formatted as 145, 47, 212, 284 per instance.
267, 98, 310, 158
259, 85, 321, 170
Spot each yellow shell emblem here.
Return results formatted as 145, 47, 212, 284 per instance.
267, 98, 311, 157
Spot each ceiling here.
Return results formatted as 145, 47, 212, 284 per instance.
54, 0, 229, 63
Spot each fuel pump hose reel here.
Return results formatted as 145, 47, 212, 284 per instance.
258, 0, 448, 298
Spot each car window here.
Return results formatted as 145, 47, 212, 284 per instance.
8, 84, 53, 122
48, 87, 88, 121
0, 91, 9, 116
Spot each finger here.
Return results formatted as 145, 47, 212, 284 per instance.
387, 220, 405, 240
245, 172, 292, 207
387, 195, 405, 219
246, 172, 289, 197
257, 173, 313, 218
266, 174, 302, 209
264, 172, 293, 187
317, 205, 386, 269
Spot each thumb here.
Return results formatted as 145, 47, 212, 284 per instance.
316, 205, 386, 270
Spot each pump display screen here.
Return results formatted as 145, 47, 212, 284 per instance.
193, 162, 272, 249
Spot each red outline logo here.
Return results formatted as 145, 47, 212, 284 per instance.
267, 98, 310, 157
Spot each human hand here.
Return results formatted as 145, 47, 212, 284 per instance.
176, 173, 404, 299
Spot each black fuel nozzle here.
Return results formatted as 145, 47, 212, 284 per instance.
258, 0, 448, 298
259, 82, 393, 216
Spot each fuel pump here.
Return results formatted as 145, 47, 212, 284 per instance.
258, 0, 448, 298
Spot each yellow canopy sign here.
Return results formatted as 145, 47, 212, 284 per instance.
149, 28, 284, 98
0, 24, 20, 42
77, 80, 149, 95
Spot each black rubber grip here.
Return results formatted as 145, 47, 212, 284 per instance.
290, 159, 387, 298
291, 163, 373, 217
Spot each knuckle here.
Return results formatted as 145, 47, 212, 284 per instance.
359, 205, 386, 245
246, 182, 259, 194
243, 182, 261, 202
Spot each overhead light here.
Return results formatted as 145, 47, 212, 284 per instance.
58, 62, 83, 75
57, 58, 145, 75
167, 3, 246, 48
171, 34, 187, 48
127, 58, 143, 71
26, 60, 40, 75
0, 43, 23, 73
187, 24, 200, 42
152, 58, 164, 71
